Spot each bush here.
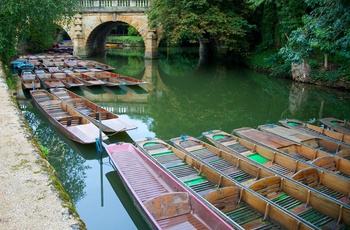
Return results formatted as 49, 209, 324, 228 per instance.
107, 36, 144, 47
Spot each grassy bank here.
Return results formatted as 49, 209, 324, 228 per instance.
107, 36, 144, 47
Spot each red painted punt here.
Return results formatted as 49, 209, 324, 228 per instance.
105, 143, 236, 230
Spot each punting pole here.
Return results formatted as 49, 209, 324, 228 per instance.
98, 107, 104, 207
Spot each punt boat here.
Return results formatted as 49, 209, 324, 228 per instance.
202, 130, 350, 206
93, 72, 126, 87
279, 119, 350, 148
30, 90, 108, 144
105, 142, 235, 230
98, 71, 147, 85
52, 73, 85, 88
234, 127, 350, 180
258, 124, 350, 158
320, 117, 350, 135
170, 135, 350, 229
35, 69, 65, 88
21, 70, 41, 89
135, 138, 313, 229
73, 72, 106, 86
50, 88, 137, 133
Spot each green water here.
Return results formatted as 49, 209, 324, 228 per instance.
18, 47, 350, 230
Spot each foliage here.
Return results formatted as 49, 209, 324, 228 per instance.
279, 0, 350, 66
39, 144, 50, 155
107, 36, 144, 47
127, 26, 140, 36
0, 0, 78, 65
147, 0, 255, 55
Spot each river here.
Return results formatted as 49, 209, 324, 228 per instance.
18, 47, 350, 229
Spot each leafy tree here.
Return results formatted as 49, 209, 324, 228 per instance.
280, 0, 350, 71
0, 0, 78, 71
147, 0, 254, 56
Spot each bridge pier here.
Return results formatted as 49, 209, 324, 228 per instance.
144, 30, 158, 59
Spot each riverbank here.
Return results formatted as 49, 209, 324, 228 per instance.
0, 72, 85, 229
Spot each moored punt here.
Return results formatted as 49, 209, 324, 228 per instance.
50, 88, 137, 133
105, 142, 236, 230
279, 119, 350, 148
320, 117, 350, 135
93, 72, 126, 87
259, 124, 350, 157
65, 59, 115, 71
202, 130, 350, 206
30, 90, 108, 144
21, 71, 41, 89
135, 138, 312, 229
52, 73, 85, 88
234, 127, 350, 180
169, 136, 350, 228
74, 72, 106, 86
35, 69, 65, 89
99, 71, 147, 85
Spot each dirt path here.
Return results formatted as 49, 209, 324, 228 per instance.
0, 73, 85, 229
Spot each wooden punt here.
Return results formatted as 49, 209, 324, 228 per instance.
35, 69, 65, 89
50, 88, 137, 133
65, 59, 115, 71
202, 130, 350, 206
279, 119, 350, 148
169, 135, 350, 228
98, 71, 147, 86
21, 71, 41, 89
259, 124, 350, 157
73, 72, 106, 86
234, 127, 350, 180
30, 89, 108, 144
51, 73, 85, 88
105, 142, 235, 230
320, 117, 350, 135
135, 138, 313, 229
93, 72, 126, 87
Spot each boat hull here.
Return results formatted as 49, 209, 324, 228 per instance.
105, 143, 235, 230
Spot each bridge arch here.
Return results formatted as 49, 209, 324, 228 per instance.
64, 11, 162, 59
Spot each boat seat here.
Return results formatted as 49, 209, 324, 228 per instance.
58, 116, 82, 126
311, 156, 337, 172
88, 112, 108, 120
143, 192, 191, 220
291, 168, 319, 188
249, 176, 282, 198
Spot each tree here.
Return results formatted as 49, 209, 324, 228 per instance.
0, 0, 78, 72
280, 0, 350, 72
147, 0, 254, 56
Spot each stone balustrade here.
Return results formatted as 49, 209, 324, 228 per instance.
80, 0, 151, 11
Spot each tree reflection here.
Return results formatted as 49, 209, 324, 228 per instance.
21, 103, 91, 204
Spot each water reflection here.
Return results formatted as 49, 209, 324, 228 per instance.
17, 47, 350, 229
20, 99, 91, 204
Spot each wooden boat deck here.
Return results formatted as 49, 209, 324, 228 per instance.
259, 124, 350, 156
169, 136, 350, 228
30, 90, 108, 144
99, 71, 147, 85
50, 88, 137, 133
238, 127, 350, 180
106, 143, 235, 230
279, 119, 350, 147
320, 117, 350, 135
137, 140, 286, 229
204, 130, 350, 204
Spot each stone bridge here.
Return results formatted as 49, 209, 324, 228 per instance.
63, 0, 161, 58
